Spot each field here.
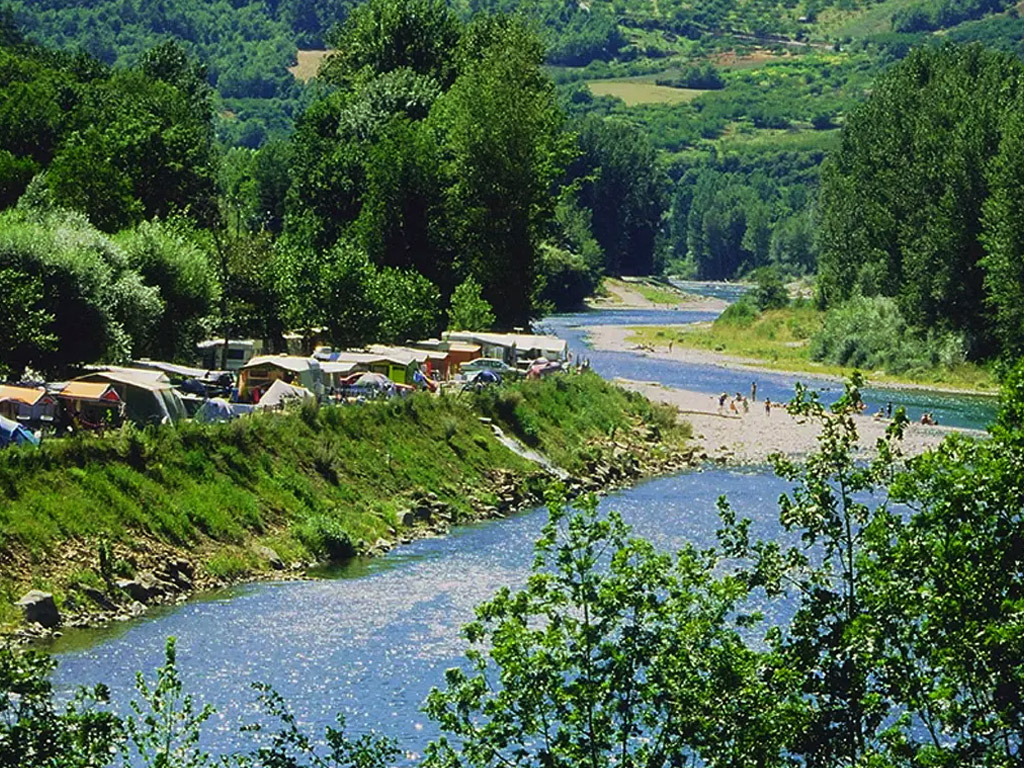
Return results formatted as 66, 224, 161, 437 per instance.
625, 306, 997, 392
587, 79, 707, 105
288, 49, 332, 81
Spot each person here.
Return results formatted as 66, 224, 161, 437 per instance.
742, 396, 749, 414
719, 392, 728, 409
730, 399, 738, 414
765, 398, 772, 416
751, 381, 757, 402
886, 401, 893, 418
668, 339, 674, 352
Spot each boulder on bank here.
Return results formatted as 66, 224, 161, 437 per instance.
117, 571, 175, 603
255, 545, 284, 570
17, 590, 61, 628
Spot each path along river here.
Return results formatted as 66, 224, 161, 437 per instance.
47, 285, 997, 761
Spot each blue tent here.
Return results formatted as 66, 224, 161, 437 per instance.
0, 415, 40, 448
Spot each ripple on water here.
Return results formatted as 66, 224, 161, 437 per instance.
50, 468, 795, 760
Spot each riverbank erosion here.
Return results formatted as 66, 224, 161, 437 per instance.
618, 379, 982, 464
0, 374, 695, 637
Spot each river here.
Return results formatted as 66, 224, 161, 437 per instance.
47, 286, 997, 760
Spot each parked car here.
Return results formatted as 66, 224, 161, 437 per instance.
460, 358, 518, 377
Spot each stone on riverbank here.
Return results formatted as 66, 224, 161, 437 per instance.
17, 590, 61, 628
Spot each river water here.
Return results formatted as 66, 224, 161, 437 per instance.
47, 285, 997, 760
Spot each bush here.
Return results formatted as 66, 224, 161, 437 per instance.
715, 295, 760, 327
810, 295, 966, 373
294, 514, 357, 561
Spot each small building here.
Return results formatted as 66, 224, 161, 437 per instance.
75, 369, 187, 425
239, 356, 324, 400
0, 385, 58, 426
443, 332, 518, 366
407, 339, 482, 379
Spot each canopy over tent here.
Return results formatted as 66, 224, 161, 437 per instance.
257, 379, 314, 408
0, 415, 39, 448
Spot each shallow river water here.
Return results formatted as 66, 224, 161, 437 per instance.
47, 289, 997, 760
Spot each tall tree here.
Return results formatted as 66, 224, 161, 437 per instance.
434, 15, 570, 327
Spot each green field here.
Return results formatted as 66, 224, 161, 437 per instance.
625, 306, 997, 393
587, 79, 707, 105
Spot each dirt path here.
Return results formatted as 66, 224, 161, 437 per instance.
619, 379, 982, 465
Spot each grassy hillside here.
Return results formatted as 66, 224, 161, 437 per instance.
0, 374, 691, 629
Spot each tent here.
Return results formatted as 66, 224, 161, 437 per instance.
0, 385, 57, 424
256, 379, 314, 409
195, 398, 256, 423
0, 415, 39, 448
75, 370, 186, 425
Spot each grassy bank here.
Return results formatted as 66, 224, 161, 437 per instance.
0, 374, 690, 630
626, 305, 997, 393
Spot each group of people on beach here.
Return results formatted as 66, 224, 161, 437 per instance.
718, 381, 772, 416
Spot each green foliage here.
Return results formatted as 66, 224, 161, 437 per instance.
321, 0, 460, 88
535, 244, 599, 313
891, 0, 1012, 33
0, 642, 121, 767
817, 44, 1024, 359
0, 266, 55, 378
656, 61, 726, 89
720, 374, 1024, 766
565, 116, 667, 276
447, 276, 495, 332
125, 637, 216, 768
118, 221, 220, 362
752, 266, 788, 310
811, 295, 968, 373
424, 489, 798, 768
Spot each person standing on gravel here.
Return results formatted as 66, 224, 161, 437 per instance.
751, 381, 757, 402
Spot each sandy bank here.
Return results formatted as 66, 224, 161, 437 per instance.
587, 279, 729, 312
588, 323, 997, 397
618, 379, 983, 465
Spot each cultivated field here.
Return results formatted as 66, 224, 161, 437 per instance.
587, 79, 706, 105
288, 49, 332, 81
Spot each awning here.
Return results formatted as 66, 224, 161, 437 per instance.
57, 382, 121, 403
0, 385, 53, 407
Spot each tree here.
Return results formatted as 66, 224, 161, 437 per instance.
817, 44, 1024, 357
980, 108, 1024, 360
752, 266, 788, 310
434, 15, 570, 327
0, 267, 55, 379
118, 221, 220, 362
447, 276, 494, 331
320, 0, 460, 88
424, 489, 800, 768
567, 116, 666, 277
0, 642, 122, 768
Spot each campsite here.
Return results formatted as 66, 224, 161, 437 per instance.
0, 331, 572, 445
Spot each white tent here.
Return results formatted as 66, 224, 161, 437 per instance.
256, 379, 314, 409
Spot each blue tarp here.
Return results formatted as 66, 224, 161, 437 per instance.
0, 415, 40, 448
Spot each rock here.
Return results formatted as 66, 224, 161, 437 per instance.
117, 571, 173, 603
372, 538, 392, 553
413, 505, 433, 522
255, 545, 285, 570
396, 509, 415, 527
17, 590, 61, 628
79, 585, 116, 611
